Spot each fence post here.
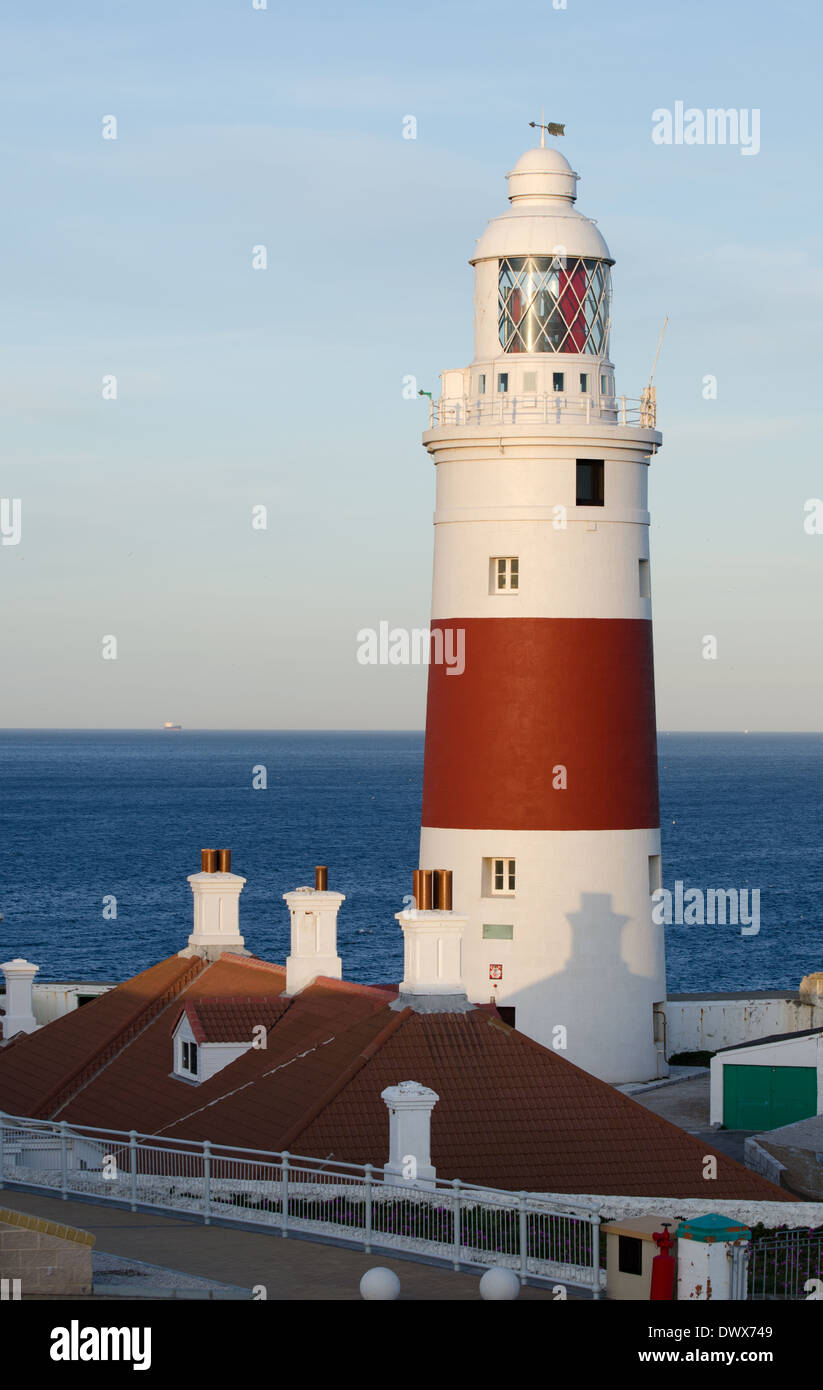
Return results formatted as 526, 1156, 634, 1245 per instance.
364, 1163, 373, 1254
129, 1131, 138, 1212
202, 1140, 211, 1226
451, 1178, 461, 1271
518, 1193, 528, 1284
281, 1152, 290, 1238
590, 1211, 601, 1299
59, 1121, 69, 1200
0, 1112, 5, 1190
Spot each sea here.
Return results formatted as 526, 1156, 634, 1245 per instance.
0, 731, 821, 994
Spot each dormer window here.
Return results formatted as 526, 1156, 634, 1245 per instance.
171, 998, 282, 1085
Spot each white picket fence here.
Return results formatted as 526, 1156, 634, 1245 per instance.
0, 1111, 603, 1295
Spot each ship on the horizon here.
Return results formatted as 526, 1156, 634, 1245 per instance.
163, 721, 182, 731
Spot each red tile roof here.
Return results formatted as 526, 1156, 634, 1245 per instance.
0, 952, 794, 1203
0, 955, 201, 1117
179, 998, 285, 1044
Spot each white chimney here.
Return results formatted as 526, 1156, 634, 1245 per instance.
392, 906, 470, 1010
1, 958, 39, 1038
180, 848, 248, 962
284, 866, 344, 995
382, 1081, 439, 1187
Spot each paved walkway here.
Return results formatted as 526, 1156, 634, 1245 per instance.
0, 1190, 558, 1301
629, 1072, 754, 1162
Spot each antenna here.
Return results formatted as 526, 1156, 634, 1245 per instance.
648, 315, 669, 388
639, 317, 668, 429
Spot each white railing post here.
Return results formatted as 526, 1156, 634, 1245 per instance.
59, 1121, 69, 1200
364, 1163, 373, 1254
129, 1131, 138, 1211
451, 1177, 461, 1270
585, 396, 591, 424
281, 1152, 290, 1238
590, 1211, 601, 1299
202, 1140, 211, 1225
0, 1112, 5, 1190
518, 1193, 528, 1283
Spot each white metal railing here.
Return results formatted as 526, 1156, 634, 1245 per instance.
0, 1111, 602, 1295
428, 392, 656, 430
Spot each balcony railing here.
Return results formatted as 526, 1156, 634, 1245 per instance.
427, 389, 657, 430
0, 1110, 602, 1295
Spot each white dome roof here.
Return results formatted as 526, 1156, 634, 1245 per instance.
470, 145, 612, 265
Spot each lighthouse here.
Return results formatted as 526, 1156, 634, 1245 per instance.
418, 139, 667, 1085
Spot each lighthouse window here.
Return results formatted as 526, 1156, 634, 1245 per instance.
497, 373, 509, 393
600, 374, 611, 396
639, 558, 651, 598
492, 557, 519, 593
576, 459, 604, 507
552, 372, 564, 393
498, 256, 611, 355
489, 858, 516, 894
476, 373, 486, 395
580, 373, 590, 393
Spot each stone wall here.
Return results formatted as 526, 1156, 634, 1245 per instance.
0, 1206, 94, 1296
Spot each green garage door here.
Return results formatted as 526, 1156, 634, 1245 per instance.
723, 1064, 817, 1130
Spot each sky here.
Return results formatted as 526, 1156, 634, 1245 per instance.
0, 0, 821, 731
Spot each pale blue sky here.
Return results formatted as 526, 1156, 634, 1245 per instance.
1, 0, 821, 730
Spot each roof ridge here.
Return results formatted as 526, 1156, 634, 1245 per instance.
220, 954, 286, 976
47, 956, 206, 1118
277, 1006, 411, 1153
305, 975, 398, 1003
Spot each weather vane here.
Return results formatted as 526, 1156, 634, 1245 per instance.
529, 114, 565, 147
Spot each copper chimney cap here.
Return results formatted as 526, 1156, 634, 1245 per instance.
201, 848, 218, 874
217, 848, 231, 873
435, 869, 453, 911
315, 865, 328, 891
418, 869, 434, 911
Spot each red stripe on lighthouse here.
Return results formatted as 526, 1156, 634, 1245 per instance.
421, 618, 659, 832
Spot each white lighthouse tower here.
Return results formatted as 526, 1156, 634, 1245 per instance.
418, 139, 667, 1084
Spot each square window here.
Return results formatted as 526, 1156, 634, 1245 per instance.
497, 373, 509, 393
576, 459, 604, 507
488, 857, 516, 895
580, 373, 589, 393
492, 557, 518, 593
552, 372, 564, 393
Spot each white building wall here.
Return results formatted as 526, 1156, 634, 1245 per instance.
665, 996, 823, 1056
420, 825, 667, 1083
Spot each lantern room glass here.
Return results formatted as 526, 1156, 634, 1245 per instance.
498, 256, 611, 355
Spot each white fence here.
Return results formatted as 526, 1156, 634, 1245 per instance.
0, 1112, 602, 1295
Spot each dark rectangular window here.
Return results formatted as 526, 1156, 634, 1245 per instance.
497, 373, 509, 393
181, 1040, 198, 1075
496, 1007, 516, 1028
618, 1235, 643, 1276
552, 371, 564, 393
576, 459, 604, 506
580, 373, 589, 393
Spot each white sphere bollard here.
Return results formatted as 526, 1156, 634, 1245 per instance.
479, 1266, 521, 1301
360, 1266, 401, 1301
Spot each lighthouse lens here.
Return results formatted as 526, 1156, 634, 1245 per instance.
498, 256, 611, 356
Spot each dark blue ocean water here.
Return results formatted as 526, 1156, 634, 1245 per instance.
0, 732, 821, 993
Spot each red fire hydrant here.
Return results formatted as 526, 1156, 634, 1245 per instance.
650, 1222, 676, 1300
